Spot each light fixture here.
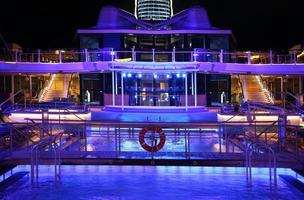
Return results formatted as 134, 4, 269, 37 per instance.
122, 73, 126, 77
127, 73, 132, 78
176, 73, 180, 78
182, 74, 186, 78
166, 74, 171, 79
154, 74, 158, 79
138, 73, 142, 78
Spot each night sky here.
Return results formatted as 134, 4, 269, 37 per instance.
0, 0, 303, 50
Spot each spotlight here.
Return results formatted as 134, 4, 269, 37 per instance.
127, 73, 132, 78
182, 74, 186, 78
166, 74, 171, 79
138, 74, 142, 78
122, 73, 126, 77
176, 73, 180, 78
154, 74, 158, 79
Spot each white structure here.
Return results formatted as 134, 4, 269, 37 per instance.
135, 0, 173, 21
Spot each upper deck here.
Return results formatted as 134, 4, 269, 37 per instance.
1, 49, 304, 75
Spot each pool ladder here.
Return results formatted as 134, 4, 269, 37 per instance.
245, 141, 277, 188
30, 132, 65, 185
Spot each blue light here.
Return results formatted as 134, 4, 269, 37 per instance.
127, 73, 132, 78
154, 74, 158, 79
176, 73, 180, 78
122, 73, 126, 77
138, 73, 142, 78
172, 96, 175, 99
166, 74, 171, 79
182, 74, 186, 78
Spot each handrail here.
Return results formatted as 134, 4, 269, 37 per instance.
38, 74, 56, 102
0, 90, 24, 111
245, 141, 277, 187
1, 48, 303, 64
256, 75, 275, 104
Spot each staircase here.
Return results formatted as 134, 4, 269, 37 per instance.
39, 74, 71, 102
244, 76, 273, 103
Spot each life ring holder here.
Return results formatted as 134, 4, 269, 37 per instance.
139, 127, 166, 152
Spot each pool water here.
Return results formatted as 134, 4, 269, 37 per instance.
1, 166, 304, 200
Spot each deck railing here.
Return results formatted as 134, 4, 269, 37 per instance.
1, 48, 304, 65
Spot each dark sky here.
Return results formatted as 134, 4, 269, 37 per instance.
0, 0, 303, 50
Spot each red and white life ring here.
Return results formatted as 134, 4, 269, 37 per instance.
139, 127, 166, 152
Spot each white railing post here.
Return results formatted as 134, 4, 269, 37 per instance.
38, 49, 41, 63
59, 50, 62, 63
294, 50, 297, 64
152, 49, 155, 62
85, 49, 89, 62
247, 51, 251, 64
270, 50, 273, 64
220, 49, 224, 63
132, 47, 136, 61
172, 47, 176, 62
15, 49, 18, 62
193, 48, 197, 62
111, 48, 115, 62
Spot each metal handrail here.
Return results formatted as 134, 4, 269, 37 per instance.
0, 90, 24, 111
245, 141, 277, 187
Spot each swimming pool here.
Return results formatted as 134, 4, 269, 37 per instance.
1, 165, 304, 200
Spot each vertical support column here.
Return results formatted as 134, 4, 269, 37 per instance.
247, 51, 251, 64
132, 47, 136, 61
112, 71, 115, 106
299, 76, 303, 106
59, 50, 62, 63
115, 72, 118, 95
15, 49, 19, 62
270, 50, 273, 64
37, 49, 41, 63
243, 75, 247, 101
152, 49, 155, 62
294, 50, 297, 64
29, 75, 33, 103
220, 49, 224, 63
121, 72, 124, 110
172, 47, 176, 62
85, 49, 89, 62
11, 75, 15, 104
193, 49, 197, 62
63, 74, 67, 98
281, 76, 284, 102
185, 73, 188, 111
194, 71, 197, 107
191, 72, 194, 95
